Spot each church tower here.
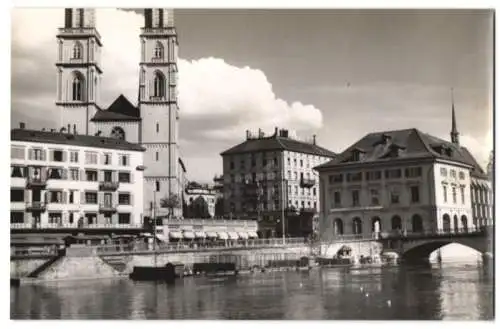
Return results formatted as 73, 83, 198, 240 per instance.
56, 8, 102, 135
139, 9, 181, 218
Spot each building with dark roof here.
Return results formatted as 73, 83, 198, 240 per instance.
220, 127, 336, 238
10, 125, 146, 232
314, 104, 492, 252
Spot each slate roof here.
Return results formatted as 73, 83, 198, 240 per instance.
91, 94, 141, 122
11, 128, 145, 152
220, 136, 336, 158
314, 128, 487, 178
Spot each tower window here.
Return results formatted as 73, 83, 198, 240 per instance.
111, 127, 125, 140
156, 152, 159, 161
72, 42, 83, 59
76, 8, 84, 28
154, 42, 164, 59
156, 181, 160, 192
72, 72, 84, 101
153, 71, 165, 98
156, 123, 159, 133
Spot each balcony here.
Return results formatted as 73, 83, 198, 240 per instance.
99, 203, 117, 214
26, 177, 47, 189
57, 27, 101, 39
300, 207, 317, 214
300, 178, 316, 188
140, 27, 176, 36
99, 181, 120, 191
25, 201, 46, 212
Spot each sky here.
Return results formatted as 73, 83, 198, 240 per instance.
11, 8, 493, 183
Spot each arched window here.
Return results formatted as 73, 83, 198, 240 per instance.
391, 215, 402, 231
442, 214, 451, 233
461, 215, 468, 232
453, 215, 459, 233
72, 72, 84, 101
412, 214, 423, 233
352, 217, 362, 235
153, 71, 165, 98
333, 218, 343, 235
110, 126, 125, 140
371, 217, 382, 232
73, 41, 83, 59
154, 41, 164, 59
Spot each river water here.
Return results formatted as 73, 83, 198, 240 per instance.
10, 260, 494, 320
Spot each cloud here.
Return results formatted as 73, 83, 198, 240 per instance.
11, 8, 323, 182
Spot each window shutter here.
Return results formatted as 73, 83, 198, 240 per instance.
63, 191, 68, 203
130, 172, 134, 183
100, 153, 104, 165
42, 150, 47, 161
80, 169, 85, 181
98, 170, 103, 182
81, 191, 85, 204
98, 192, 103, 205
24, 189, 30, 203
62, 169, 68, 180
45, 191, 51, 203
130, 193, 134, 205
23, 212, 29, 224
62, 151, 67, 162
28, 149, 33, 160
113, 192, 118, 205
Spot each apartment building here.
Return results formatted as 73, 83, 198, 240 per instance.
314, 127, 492, 242
220, 127, 336, 238
10, 126, 145, 230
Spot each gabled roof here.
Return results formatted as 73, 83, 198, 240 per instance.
220, 136, 336, 158
91, 94, 141, 122
314, 128, 486, 177
11, 128, 145, 152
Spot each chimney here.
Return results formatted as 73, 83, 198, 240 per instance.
19, 122, 25, 129
73, 124, 77, 135
312, 134, 316, 145
246, 130, 250, 140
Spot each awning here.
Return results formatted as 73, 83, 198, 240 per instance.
248, 232, 258, 238
206, 232, 218, 239
217, 232, 229, 240
237, 232, 249, 239
227, 232, 239, 240
183, 231, 195, 239
194, 231, 206, 239
169, 231, 183, 239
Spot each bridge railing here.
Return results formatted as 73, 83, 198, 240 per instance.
378, 225, 490, 239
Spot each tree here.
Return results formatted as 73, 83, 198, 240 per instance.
214, 197, 224, 217
160, 194, 181, 218
188, 196, 211, 218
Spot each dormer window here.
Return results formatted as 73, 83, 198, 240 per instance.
382, 134, 391, 144
351, 148, 366, 162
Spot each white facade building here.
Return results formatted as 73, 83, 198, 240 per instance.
315, 123, 492, 243
10, 127, 145, 229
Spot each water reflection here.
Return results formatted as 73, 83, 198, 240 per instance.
11, 262, 494, 320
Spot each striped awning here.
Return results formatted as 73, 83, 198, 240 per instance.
169, 231, 183, 239
248, 232, 258, 238
183, 231, 195, 239
217, 232, 229, 240
194, 231, 206, 238
237, 232, 249, 239
205, 231, 218, 239
227, 232, 239, 240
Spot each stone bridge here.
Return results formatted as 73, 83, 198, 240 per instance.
379, 226, 494, 262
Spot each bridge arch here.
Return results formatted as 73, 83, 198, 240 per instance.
399, 237, 488, 262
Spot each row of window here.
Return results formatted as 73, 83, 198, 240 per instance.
328, 167, 423, 184
11, 146, 131, 166
229, 200, 318, 212
440, 167, 466, 179
442, 185, 466, 204
470, 185, 491, 204
11, 211, 132, 225
11, 189, 133, 205
331, 186, 421, 208
331, 214, 425, 235
228, 154, 325, 171
11, 166, 132, 183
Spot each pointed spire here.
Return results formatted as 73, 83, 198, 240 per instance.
450, 88, 460, 145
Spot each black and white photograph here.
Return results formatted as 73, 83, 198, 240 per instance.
7, 0, 495, 321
